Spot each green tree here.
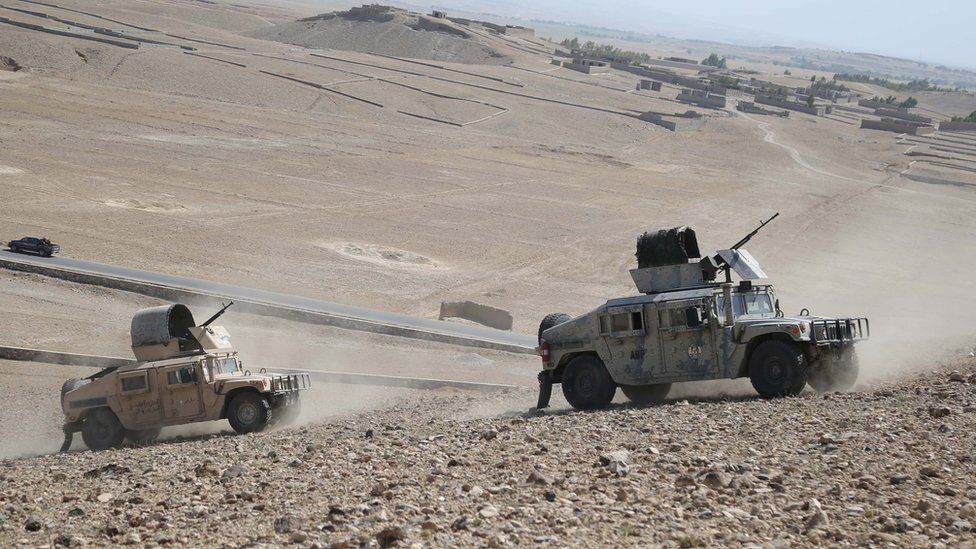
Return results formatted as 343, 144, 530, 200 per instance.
701, 53, 727, 68
899, 96, 918, 109
811, 75, 816, 84
950, 110, 976, 122
806, 94, 815, 107
559, 37, 580, 50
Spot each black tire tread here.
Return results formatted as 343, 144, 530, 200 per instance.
61, 378, 89, 400
749, 340, 808, 398
227, 392, 272, 434
561, 355, 616, 410
81, 408, 125, 451
538, 313, 572, 344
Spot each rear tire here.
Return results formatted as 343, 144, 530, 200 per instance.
808, 349, 859, 393
621, 383, 672, 405
538, 313, 572, 344
749, 340, 808, 398
227, 392, 272, 434
81, 409, 125, 451
126, 427, 162, 445
562, 355, 616, 410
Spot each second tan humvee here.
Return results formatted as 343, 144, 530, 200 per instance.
60, 303, 310, 451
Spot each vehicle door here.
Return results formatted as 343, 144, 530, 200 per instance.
159, 362, 205, 420
598, 303, 657, 385
117, 369, 164, 428
23, 237, 38, 252
657, 297, 719, 378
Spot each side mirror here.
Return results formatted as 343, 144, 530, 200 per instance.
685, 306, 703, 328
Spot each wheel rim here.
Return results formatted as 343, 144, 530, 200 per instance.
237, 402, 258, 425
765, 357, 786, 383
576, 369, 596, 398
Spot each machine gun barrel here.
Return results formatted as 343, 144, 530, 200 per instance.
201, 301, 234, 327
730, 213, 779, 250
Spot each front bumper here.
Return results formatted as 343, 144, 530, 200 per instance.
270, 373, 311, 394
811, 317, 870, 346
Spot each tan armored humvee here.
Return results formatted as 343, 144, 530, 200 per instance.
536, 215, 870, 410
60, 302, 310, 451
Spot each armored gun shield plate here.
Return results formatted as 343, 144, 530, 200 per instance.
716, 249, 768, 280
188, 326, 234, 351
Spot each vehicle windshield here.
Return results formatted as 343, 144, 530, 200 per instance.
215, 357, 240, 375
715, 288, 776, 319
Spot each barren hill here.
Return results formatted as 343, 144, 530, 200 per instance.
250, 5, 515, 65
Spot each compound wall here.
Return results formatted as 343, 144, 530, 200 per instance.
562, 62, 610, 74
756, 95, 824, 116
875, 108, 932, 124
638, 112, 704, 131
439, 301, 513, 331
676, 90, 726, 109
861, 119, 935, 136
938, 121, 976, 132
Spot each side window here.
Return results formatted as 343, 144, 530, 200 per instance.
660, 300, 707, 330
166, 366, 197, 385
611, 314, 630, 332
120, 373, 149, 394
604, 305, 646, 337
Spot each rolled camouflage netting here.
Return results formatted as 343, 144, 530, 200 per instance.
635, 226, 701, 268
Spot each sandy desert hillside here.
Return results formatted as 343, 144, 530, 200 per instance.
1, 0, 976, 546
249, 5, 538, 65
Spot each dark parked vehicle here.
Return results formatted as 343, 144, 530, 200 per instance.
7, 236, 60, 257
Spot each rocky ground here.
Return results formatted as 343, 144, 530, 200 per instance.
1, 353, 974, 548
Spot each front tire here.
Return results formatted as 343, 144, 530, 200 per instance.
749, 340, 808, 398
81, 409, 125, 451
562, 355, 616, 410
621, 383, 672, 405
227, 392, 272, 434
808, 349, 859, 393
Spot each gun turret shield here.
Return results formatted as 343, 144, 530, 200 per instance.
130, 304, 196, 347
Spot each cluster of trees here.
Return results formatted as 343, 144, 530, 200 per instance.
835, 74, 952, 93
950, 110, 976, 122
701, 53, 727, 68
870, 95, 919, 109
809, 75, 850, 92
558, 38, 651, 64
